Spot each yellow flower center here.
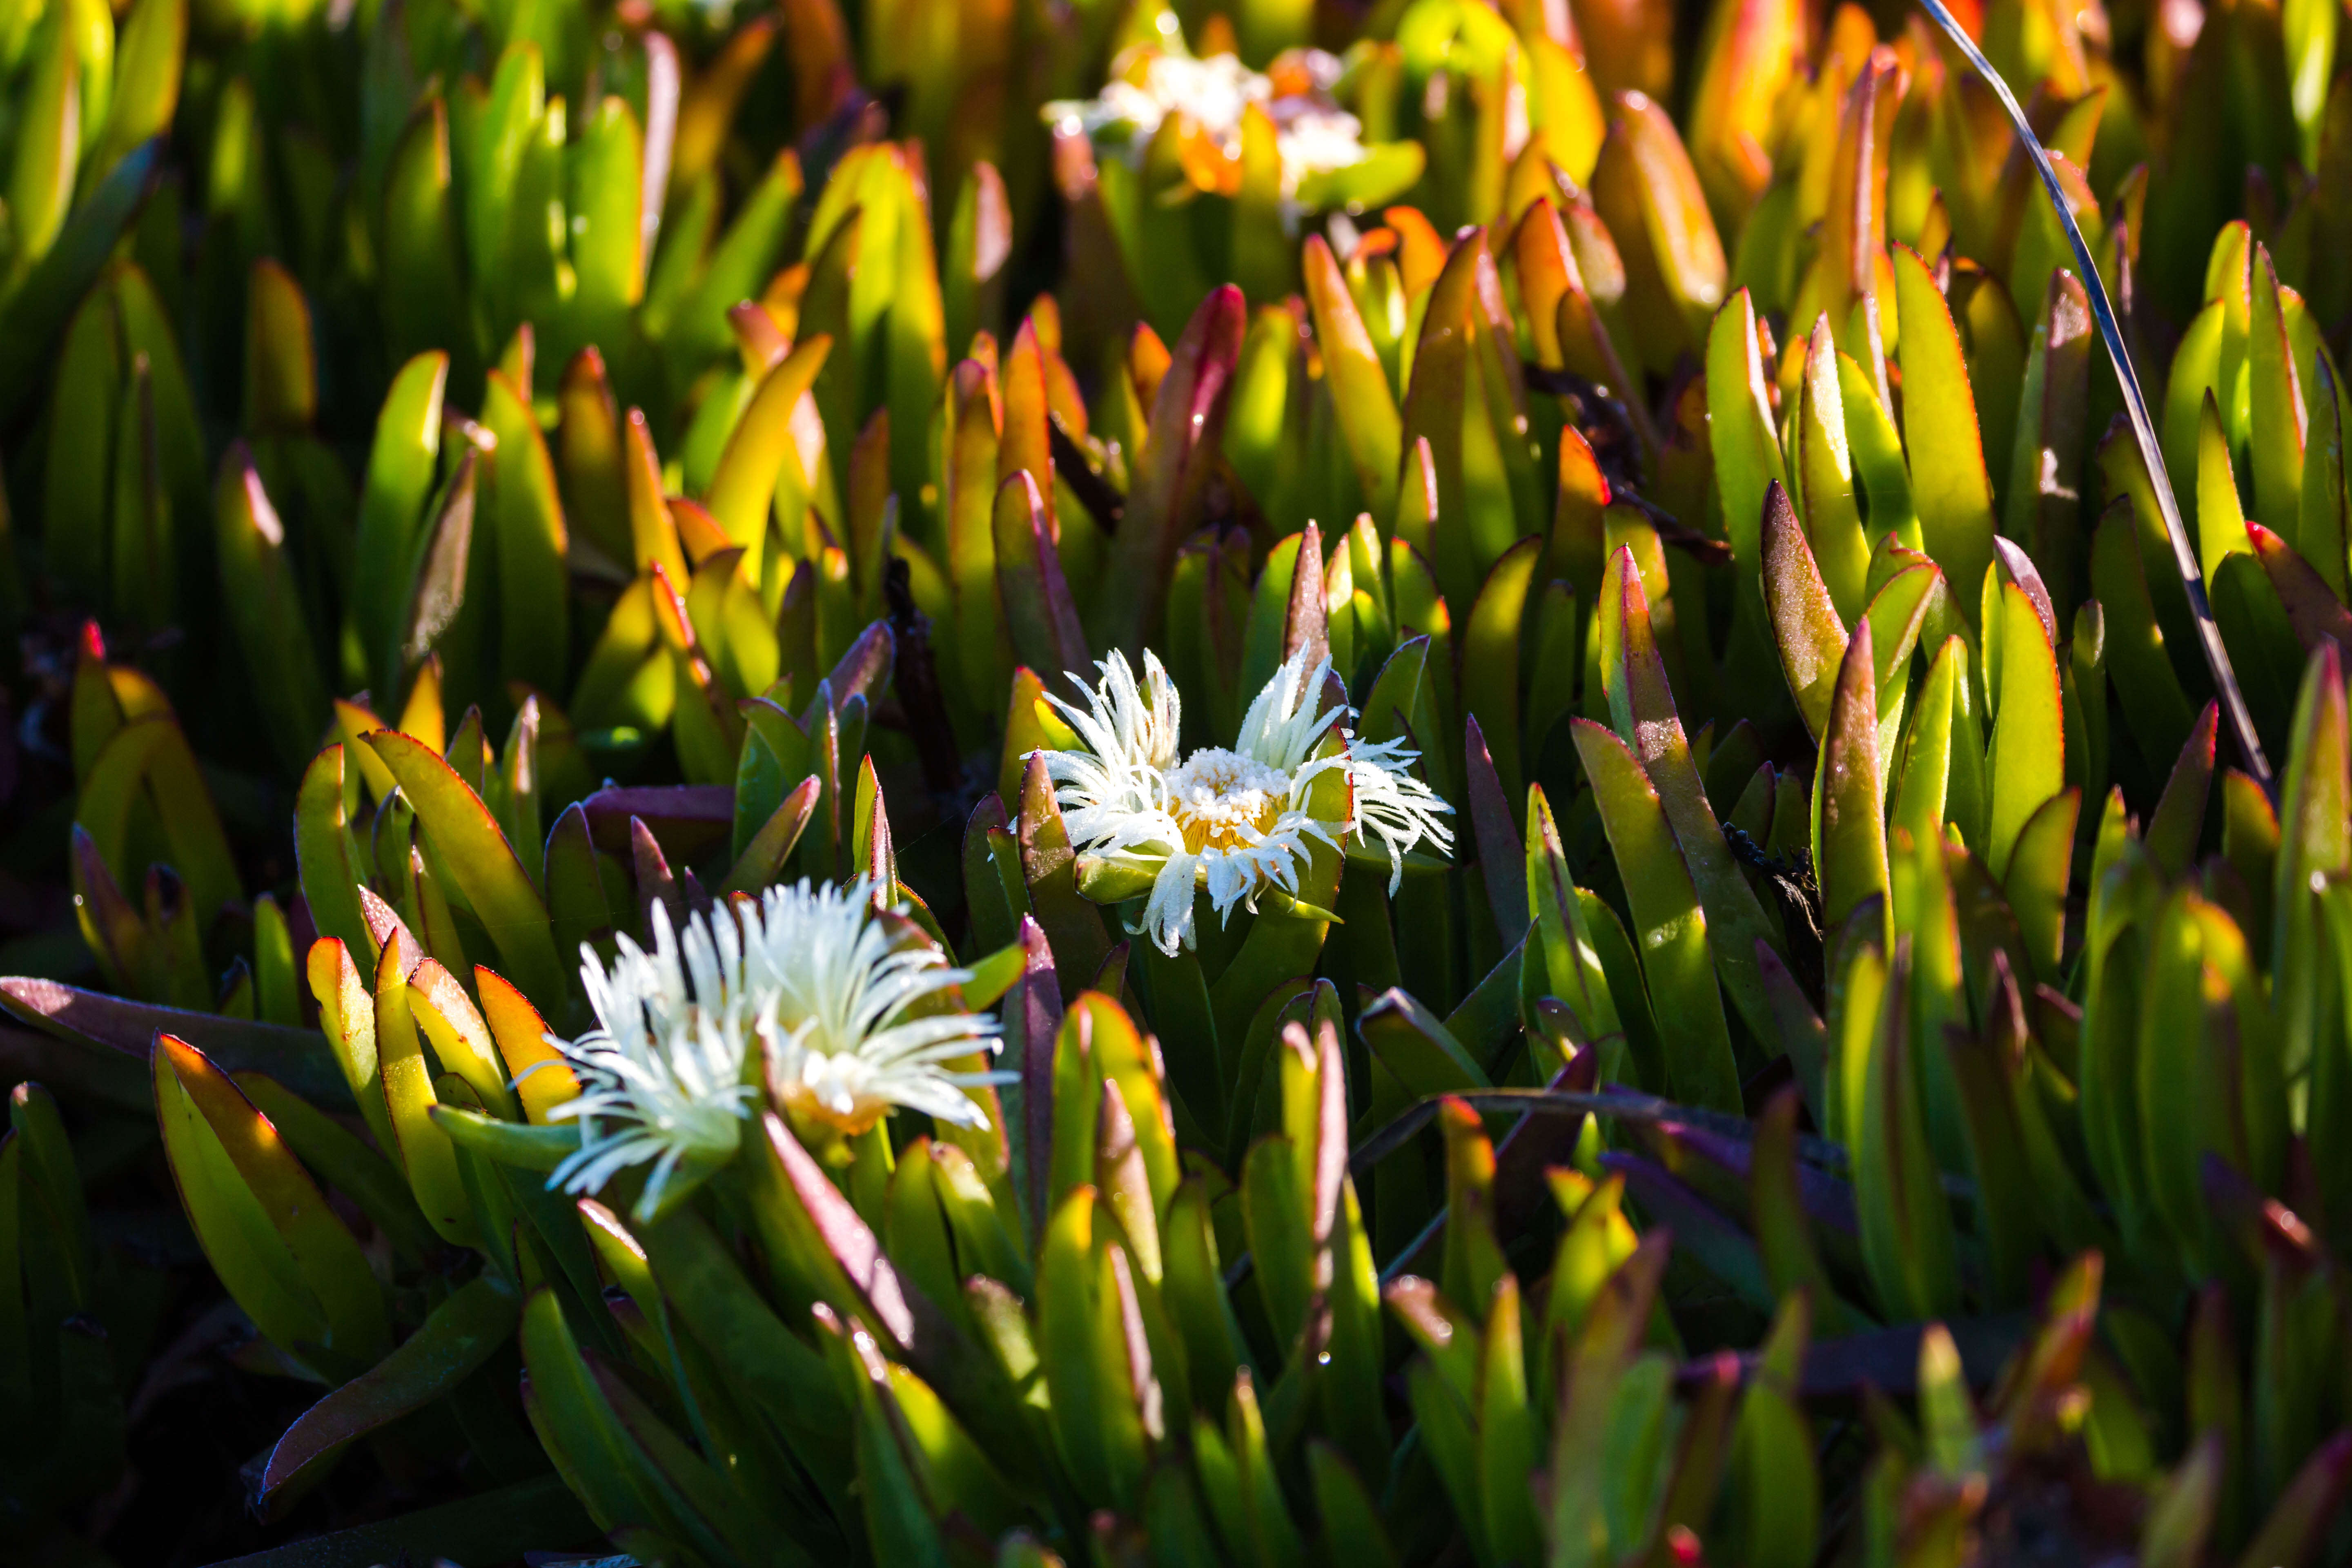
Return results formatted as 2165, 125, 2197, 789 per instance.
775, 1076, 892, 1138
1164, 747, 1290, 853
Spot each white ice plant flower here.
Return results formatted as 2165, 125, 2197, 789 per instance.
1045, 45, 1372, 216
1043, 647, 1453, 956
547, 879, 1006, 1216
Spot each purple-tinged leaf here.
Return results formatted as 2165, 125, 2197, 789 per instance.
1003, 915, 1061, 1243
1679, 1313, 2025, 1401
1463, 715, 1527, 948
1096, 285, 1245, 655
1017, 751, 1109, 996
579, 784, 733, 859
1817, 620, 1889, 935
2249, 522, 2352, 656
1603, 1150, 1775, 1308
2147, 702, 2219, 880
1990, 535, 2058, 649
630, 817, 681, 941
1281, 520, 1330, 674
2236, 1430, 2352, 1568
260, 1276, 519, 1502
994, 471, 1091, 680
1, 977, 351, 1111
1763, 479, 1845, 737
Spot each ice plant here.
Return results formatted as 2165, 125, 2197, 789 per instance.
25, 0, 2352, 1555
748, 878, 1010, 1138
550, 878, 1004, 1216
546, 900, 762, 1217
1044, 646, 1452, 954
1047, 45, 1375, 222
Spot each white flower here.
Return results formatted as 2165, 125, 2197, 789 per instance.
1043, 648, 1453, 956
1045, 45, 1371, 214
749, 880, 1010, 1137
547, 880, 1005, 1214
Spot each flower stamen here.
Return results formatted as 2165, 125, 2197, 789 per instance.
1042, 647, 1453, 955
1164, 747, 1291, 853
546, 879, 1008, 1217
